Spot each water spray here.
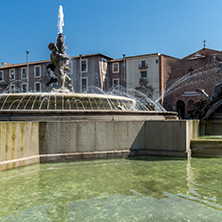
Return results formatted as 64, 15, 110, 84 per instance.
58, 5, 64, 34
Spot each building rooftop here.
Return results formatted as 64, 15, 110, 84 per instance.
0, 60, 50, 69
182, 48, 221, 60
71, 53, 113, 60
125, 53, 160, 60
0, 53, 113, 69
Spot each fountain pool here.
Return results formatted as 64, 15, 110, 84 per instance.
0, 157, 222, 221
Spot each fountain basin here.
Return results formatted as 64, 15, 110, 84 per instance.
0, 92, 136, 110
1, 158, 222, 222
0, 92, 178, 121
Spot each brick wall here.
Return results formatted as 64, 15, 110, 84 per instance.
162, 52, 222, 118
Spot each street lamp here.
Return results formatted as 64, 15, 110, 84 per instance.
122, 54, 126, 89
79, 54, 82, 92
26, 51, 29, 92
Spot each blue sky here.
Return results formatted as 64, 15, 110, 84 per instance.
1, 0, 222, 64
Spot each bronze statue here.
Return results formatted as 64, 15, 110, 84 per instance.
47, 34, 74, 92
189, 82, 222, 119
56, 33, 66, 54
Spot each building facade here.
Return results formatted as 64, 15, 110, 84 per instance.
161, 48, 222, 118
1, 47, 222, 118
0, 53, 112, 94
69, 54, 112, 93
0, 61, 51, 93
107, 56, 126, 90
125, 53, 160, 101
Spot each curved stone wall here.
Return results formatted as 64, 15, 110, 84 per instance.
0, 115, 197, 171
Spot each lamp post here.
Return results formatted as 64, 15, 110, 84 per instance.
79, 54, 82, 92
122, 54, 126, 89
26, 51, 29, 92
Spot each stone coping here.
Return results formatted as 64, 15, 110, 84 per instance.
0, 155, 40, 171
0, 110, 178, 121
0, 151, 129, 171
40, 150, 130, 162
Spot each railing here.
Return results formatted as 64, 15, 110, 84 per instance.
138, 63, 148, 69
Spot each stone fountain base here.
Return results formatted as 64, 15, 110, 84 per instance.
0, 110, 178, 121
2, 115, 198, 171
0, 92, 177, 121
191, 113, 222, 157
0, 92, 185, 171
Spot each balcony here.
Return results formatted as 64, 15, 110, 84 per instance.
138, 63, 148, 69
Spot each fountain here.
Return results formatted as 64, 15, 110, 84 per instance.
0, 6, 136, 114
185, 79, 222, 157
0, 5, 176, 121
1, 6, 212, 221
0, 4, 181, 174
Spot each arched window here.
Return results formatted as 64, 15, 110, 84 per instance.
176, 100, 185, 119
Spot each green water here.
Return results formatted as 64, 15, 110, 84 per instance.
1, 157, 222, 221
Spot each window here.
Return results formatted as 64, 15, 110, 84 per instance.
81, 78, 88, 92
141, 61, 146, 67
112, 78, 119, 87
21, 68, 27, 79
21, 83, 27, 92
139, 61, 148, 69
156, 59, 159, 63
34, 82, 41, 92
112, 63, 119, 73
81, 59, 88, 72
10, 69, 15, 80
0, 71, 3, 81
141, 71, 147, 78
34, 66, 41, 78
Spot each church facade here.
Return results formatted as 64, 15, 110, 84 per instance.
161, 48, 222, 118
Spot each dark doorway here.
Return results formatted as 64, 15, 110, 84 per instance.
176, 100, 185, 119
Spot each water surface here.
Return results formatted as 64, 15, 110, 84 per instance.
0, 157, 222, 221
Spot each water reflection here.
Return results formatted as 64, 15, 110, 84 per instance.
186, 156, 194, 195
1, 158, 222, 221
184, 157, 222, 212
